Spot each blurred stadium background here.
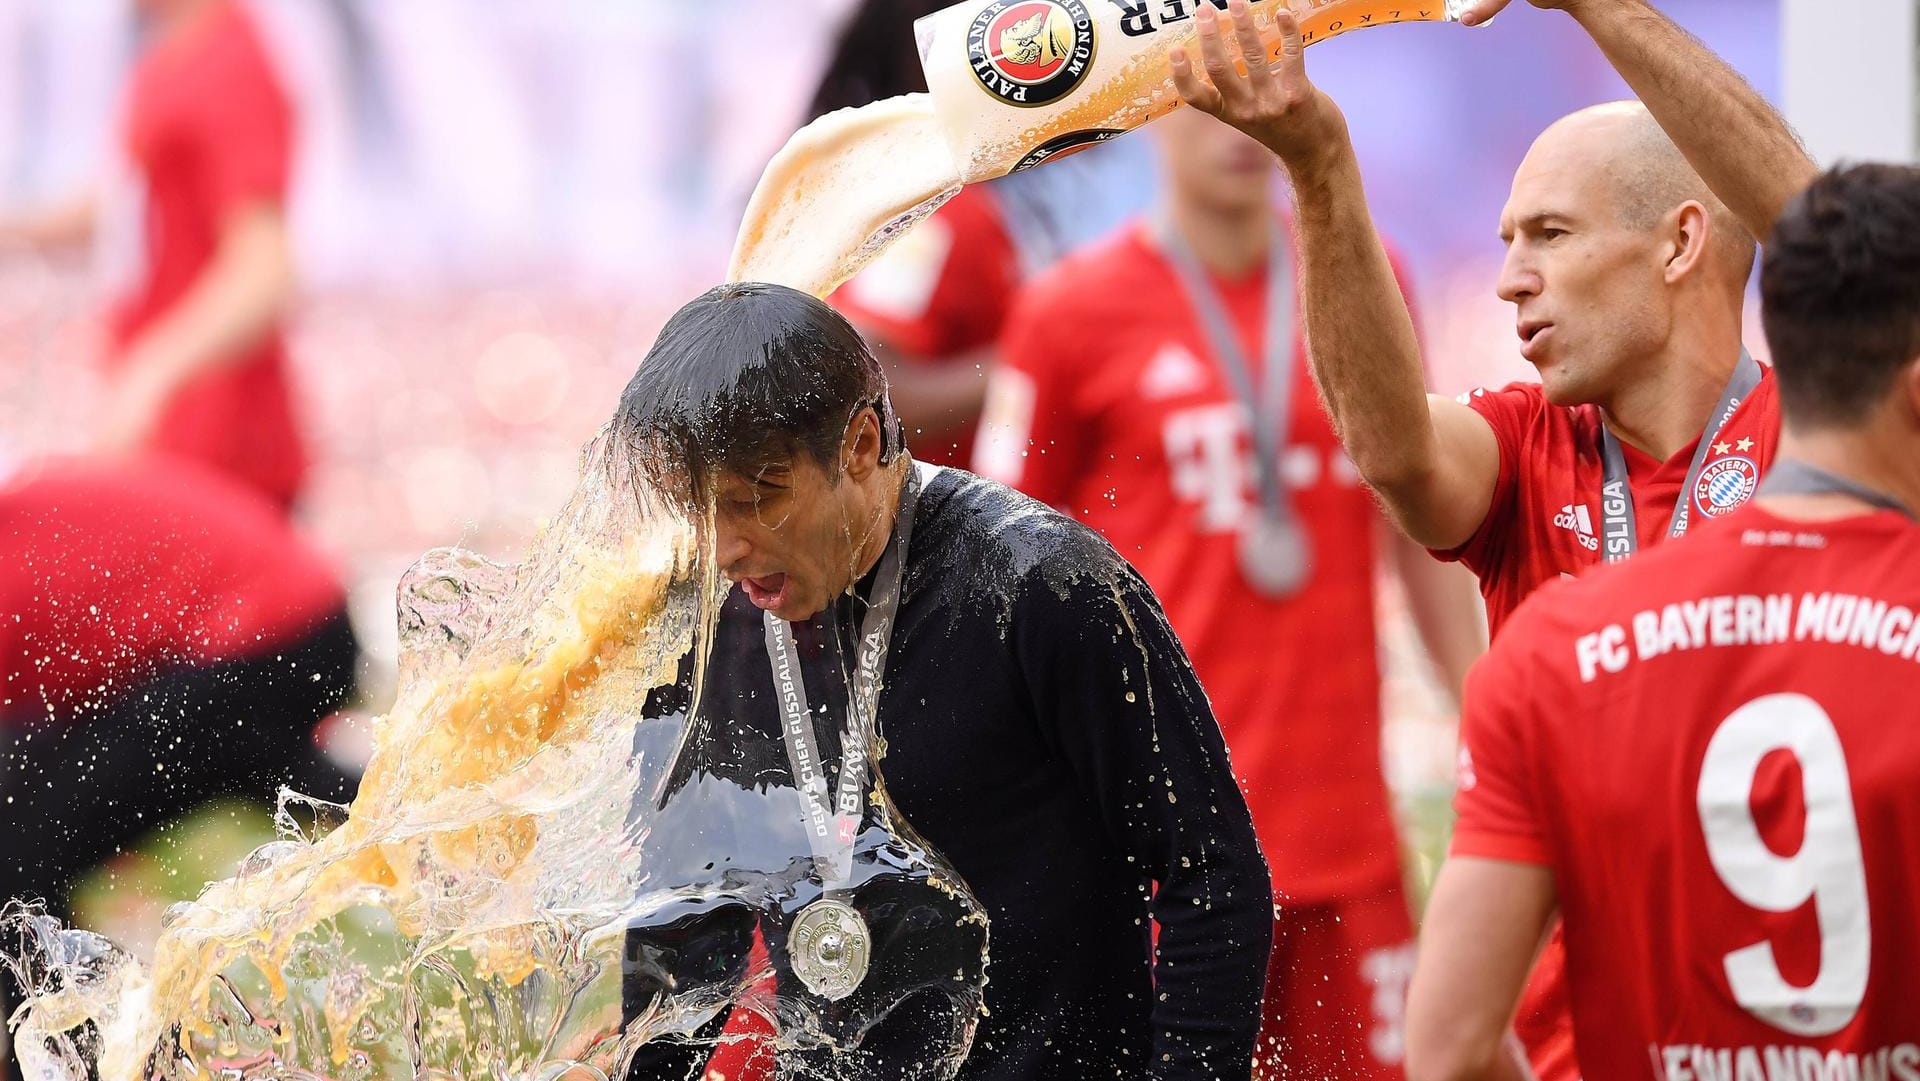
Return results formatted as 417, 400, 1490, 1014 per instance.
0, 0, 1783, 954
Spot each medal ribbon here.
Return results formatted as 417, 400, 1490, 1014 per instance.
1158, 217, 1299, 531
1598, 350, 1764, 563
1759, 458, 1916, 522
763, 461, 930, 891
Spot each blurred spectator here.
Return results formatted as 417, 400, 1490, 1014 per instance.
0, 455, 359, 926
976, 107, 1486, 1078
0, 0, 305, 509
823, 0, 1152, 467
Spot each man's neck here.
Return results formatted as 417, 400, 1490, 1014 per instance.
1766, 423, 1920, 522
851, 459, 909, 583
155, 0, 221, 40
1164, 198, 1271, 277
1599, 317, 1745, 462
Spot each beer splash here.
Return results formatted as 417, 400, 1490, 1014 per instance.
729, 94, 963, 299
4, 434, 988, 1081
1, 0, 1472, 1073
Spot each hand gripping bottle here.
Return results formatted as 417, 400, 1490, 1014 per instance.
915, 0, 1470, 183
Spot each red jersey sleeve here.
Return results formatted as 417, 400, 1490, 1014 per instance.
971, 271, 1092, 508
1449, 596, 1555, 866
195, 9, 294, 215
1430, 382, 1549, 572
835, 188, 1018, 358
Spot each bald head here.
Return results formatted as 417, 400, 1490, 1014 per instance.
1535, 102, 1756, 285
1497, 102, 1760, 408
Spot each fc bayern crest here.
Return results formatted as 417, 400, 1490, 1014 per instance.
967, 0, 1097, 108
1695, 455, 1760, 519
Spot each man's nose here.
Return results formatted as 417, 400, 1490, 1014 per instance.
1497, 246, 1542, 305
712, 522, 753, 575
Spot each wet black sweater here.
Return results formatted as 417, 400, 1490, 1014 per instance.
657, 468, 1271, 1080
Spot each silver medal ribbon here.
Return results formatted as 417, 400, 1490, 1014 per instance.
1598, 350, 1764, 563
1759, 459, 1916, 521
1159, 216, 1311, 598
762, 461, 932, 1000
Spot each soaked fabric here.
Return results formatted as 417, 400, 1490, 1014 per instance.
647, 468, 1273, 1080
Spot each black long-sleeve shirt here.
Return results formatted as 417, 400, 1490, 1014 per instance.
634, 468, 1271, 1079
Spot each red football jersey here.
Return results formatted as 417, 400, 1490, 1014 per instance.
1454, 503, 1920, 1076
1443, 376, 1782, 637
1442, 372, 1783, 1077
833, 187, 1019, 470
0, 458, 345, 716
112, 0, 306, 508
978, 223, 1401, 902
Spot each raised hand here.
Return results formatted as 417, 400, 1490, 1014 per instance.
1167, 0, 1348, 173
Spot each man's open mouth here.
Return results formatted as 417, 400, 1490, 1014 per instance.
741, 573, 790, 611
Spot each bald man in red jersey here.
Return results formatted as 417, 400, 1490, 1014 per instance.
1170, 0, 1813, 1073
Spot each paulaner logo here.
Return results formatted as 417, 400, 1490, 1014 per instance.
968, 0, 1097, 108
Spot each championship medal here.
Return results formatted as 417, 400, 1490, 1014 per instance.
790, 898, 873, 1001
1238, 511, 1312, 599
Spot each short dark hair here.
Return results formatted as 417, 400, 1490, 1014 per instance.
611, 283, 894, 506
1762, 163, 1920, 429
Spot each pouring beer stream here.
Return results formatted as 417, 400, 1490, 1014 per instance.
732, 0, 1468, 298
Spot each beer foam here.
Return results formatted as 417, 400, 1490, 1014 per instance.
729, 93, 962, 299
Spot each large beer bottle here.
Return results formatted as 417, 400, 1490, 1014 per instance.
915, 0, 1468, 183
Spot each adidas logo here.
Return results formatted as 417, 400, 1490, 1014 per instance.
1139, 344, 1209, 399
1553, 504, 1599, 552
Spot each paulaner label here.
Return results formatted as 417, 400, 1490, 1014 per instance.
967, 0, 1098, 107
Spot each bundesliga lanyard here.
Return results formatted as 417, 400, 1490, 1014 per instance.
1597, 350, 1764, 563
1159, 219, 1312, 597
1759, 459, 1916, 522
761, 462, 925, 891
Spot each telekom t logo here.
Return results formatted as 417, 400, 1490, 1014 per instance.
1163, 403, 1250, 532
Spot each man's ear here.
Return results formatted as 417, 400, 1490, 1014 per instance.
1903, 355, 1920, 431
842, 406, 884, 482
1664, 201, 1711, 285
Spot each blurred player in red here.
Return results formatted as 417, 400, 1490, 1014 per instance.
1408, 161, 1920, 1079
0, 0, 305, 509
975, 103, 1486, 1078
0, 455, 357, 920
1170, 0, 1815, 1073
820, 0, 1152, 469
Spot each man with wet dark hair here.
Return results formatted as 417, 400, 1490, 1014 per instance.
612, 282, 1273, 1080
619, 281, 891, 517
